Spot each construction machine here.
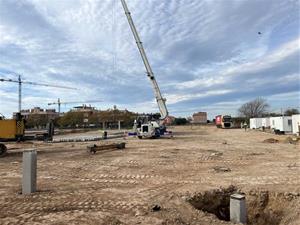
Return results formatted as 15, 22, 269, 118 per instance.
0, 113, 54, 157
215, 115, 233, 128
120, 0, 171, 138
0, 74, 74, 156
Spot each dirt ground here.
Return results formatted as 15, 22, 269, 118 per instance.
0, 125, 299, 225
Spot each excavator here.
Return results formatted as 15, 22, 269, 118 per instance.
121, 0, 171, 139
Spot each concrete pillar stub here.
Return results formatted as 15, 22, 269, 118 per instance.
230, 193, 247, 224
22, 149, 37, 194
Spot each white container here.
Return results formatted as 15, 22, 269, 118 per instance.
261, 118, 270, 128
250, 118, 263, 129
270, 116, 292, 133
292, 114, 300, 135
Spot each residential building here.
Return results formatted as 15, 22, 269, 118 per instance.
192, 112, 207, 124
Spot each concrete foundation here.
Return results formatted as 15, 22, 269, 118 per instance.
22, 149, 37, 194
230, 193, 247, 224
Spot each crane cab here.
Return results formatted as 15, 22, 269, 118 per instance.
134, 115, 167, 139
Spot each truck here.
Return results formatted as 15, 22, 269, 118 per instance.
215, 115, 233, 128
120, 0, 170, 138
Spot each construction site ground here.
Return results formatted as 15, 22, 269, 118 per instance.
0, 125, 299, 225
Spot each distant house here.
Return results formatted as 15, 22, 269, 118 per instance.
192, 112, 207, 124
71, 105, 98, 123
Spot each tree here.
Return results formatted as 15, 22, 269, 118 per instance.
174, 117, 188, 125
26, 114, 49, 128
238, 97, 269, 118
284, 108, 299, 116
57, 112, 84, 128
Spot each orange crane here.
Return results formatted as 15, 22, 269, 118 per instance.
48, 98, 103, 114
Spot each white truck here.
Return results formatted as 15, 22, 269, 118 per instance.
121, 0, 170, 138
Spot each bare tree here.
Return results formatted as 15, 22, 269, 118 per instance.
238, 97, 269, 118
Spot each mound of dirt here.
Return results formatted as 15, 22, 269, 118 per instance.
263, 138, 279, 143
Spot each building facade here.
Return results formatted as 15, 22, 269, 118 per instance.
192, 112, 207, 124
13, 107, 59, 120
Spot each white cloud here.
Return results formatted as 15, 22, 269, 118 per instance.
0, 0, 299, 118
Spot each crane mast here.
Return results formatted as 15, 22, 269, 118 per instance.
120, 0, 168, 119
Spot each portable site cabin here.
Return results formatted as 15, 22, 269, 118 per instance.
270, 116, 292, 133
292, 114, 300, 135
250, 118, 263, 129
261, 118, 270, 128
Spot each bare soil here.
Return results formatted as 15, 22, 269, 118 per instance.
0, 125, 299, 225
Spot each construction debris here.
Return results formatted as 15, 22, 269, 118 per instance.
213, 166, 231, 173
87, 142, 126, 154
284, 136, 300, 144
52, 132, 126, 143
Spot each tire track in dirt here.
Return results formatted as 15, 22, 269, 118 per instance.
0, 194, 148, 225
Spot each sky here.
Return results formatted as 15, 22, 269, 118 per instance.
0, 0, 299, 119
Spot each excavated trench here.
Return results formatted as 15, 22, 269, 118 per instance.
187, 186, 299, 225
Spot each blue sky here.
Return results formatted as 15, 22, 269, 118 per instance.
0, 0, 299, 119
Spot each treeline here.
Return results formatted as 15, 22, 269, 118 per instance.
25, 109, 137, 129
57, 109, 137, 128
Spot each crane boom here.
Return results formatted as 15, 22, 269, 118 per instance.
120, 0, 168, 119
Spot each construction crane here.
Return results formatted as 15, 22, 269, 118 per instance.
120, 0, 170, 138
48, 98, 103, 114
0, 74, 76, 113
0, 74, 76, 156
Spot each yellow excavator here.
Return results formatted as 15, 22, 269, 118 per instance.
0, 113, 54, 157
